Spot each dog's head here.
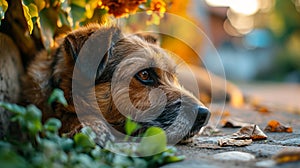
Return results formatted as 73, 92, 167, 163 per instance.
60, 25, 210, 143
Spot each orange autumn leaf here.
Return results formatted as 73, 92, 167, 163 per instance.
273, 148, 300, 164
223, 111, 231, 117
257, 106, 270, 113
250, 98, 271, 113
264, 120, 293, 133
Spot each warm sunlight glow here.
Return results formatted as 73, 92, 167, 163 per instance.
205, 0, 231, 7
230, 0, 259, 15
205, 0, 259, 15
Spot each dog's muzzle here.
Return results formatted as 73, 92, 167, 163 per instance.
195, 106, 210, 126
188, 105, 210, 135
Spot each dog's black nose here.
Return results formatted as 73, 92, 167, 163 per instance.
195, 106, 210, 125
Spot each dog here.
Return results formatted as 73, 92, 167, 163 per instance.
21, 24, 210, 146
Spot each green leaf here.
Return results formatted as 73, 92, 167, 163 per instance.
85, 0, 98, 19
70, 4, 86, 27
0, 0, 8, 25
48, 88, 68, 107
25, 105, 42, 121
91, 146, 102, 158
22, 1, 39, 34
27, 3, 38, 18
22, 0, 34, 6
34, 0, 46, 11
44, 118, 62, 133
58, 11, 70, 27
164, 155, 185, 163
39, 8, 57, 50
60, 138, 74, 151
74, 133, 95, 149
0, 142, 27, 168
125, 117, 141, 136
25, 105, 42, 135
112, 155, 133, 167
146, 0, 152, 7
72, 0, 86, 8
0, 101, 26, 115
137, 127, 167, 156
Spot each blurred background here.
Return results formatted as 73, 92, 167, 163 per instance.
186, 0, 300, 83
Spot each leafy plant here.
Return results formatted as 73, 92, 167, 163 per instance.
0, 0, 167, 52
0, 88, 184, 167
48, 88, 68, 107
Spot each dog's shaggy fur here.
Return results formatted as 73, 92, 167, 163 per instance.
21, 25, 210, 146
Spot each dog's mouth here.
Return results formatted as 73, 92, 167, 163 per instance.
180, 106, 211, 143
125, 104, 210, 144
179, 114, 210, 144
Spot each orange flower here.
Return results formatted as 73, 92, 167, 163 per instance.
149, 0, 166, 14
147, 0, 167, 25
100, 0, 147, 17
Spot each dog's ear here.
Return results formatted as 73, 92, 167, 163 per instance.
63, 26, 100, 61
64, 26, 122, 80
136, 33, 160, 46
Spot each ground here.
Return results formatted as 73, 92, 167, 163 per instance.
164, 83, 300, 168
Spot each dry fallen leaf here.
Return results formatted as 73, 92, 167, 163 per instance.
199, 125, 221, 136
264, 120, 293, 133
222, 118, 251, 128
218, 138, 252, 147
273, 148, 300, 164
250, 98, 271, 113
194, 143, 222, 149
232, 125, 268, 140
223, 111, 231, 117
254, 105, 271, 113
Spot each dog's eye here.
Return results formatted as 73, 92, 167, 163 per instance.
138, 70, 150, 80
135, 69, 156, 85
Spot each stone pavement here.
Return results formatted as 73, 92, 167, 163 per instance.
163, 83, 300, 168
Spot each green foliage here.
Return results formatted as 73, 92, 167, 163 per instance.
125, 117, 141, 136
22, 0, 38, 34
138, 127, 167, 156
0, 102, 42, 136
0, 0, 166, 52
0, 0, 107, 49
0, 88, 184, 167
0, 142, 27, 168
48, 88, 68, 107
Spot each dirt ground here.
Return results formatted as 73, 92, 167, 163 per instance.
164, 83, 300, 168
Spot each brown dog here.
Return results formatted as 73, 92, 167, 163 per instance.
21, 24, 210, 146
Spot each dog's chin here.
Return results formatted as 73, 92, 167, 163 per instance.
178, 124, 206, 144
131, 108, 207, 144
